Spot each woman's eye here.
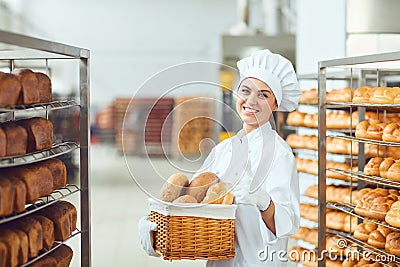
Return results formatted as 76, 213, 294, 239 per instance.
258, 93, 268, 99
241, 89, 250, 94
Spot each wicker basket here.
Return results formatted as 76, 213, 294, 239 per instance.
148, 198, 237, 260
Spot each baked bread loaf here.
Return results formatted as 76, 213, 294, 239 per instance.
286, 111, 305, 127
6, 164, 54, 203
10, 229, 28, 265
13, 217, 43, 258
31, 215, 55, 250
382, 123, 400, 142
159, 173, 189, 202
0, 178, 14, 216
49, 244, 73, 267
303, 113, 318, 128
0, 72, 22, 106
354, 188, 400, 220
40, 158, 67, 190
29, 256, 58, 267
5, 177, 26, 213
385, 231, 400, 257
38, 201, 77, 241
299, 88, 318, 105
1, 122, 28, 156
35, 72, 52, 103
0, 127, 6, 158
12, 69, 40, 105
380, 158, 396, 178
388, 161, 400, 182
201, 182, 233, 204
0, 229, 20, 267
327, 87, 353, 102
186, 172, 219, 202
353, 86, 375, 103
369, 86, 400, 104
305, 184, 358, 204
0, 242, 6, 267
367, 223, 393, 248
364, 157, 384, 176
354, 221, 377, 241
355, 120, 387, 140
172, 195, 198, 203
385, 200, 400, 228
395, 94, 400, 104
17, 117, 54, 152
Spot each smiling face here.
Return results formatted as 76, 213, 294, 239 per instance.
236, 77, 278, 133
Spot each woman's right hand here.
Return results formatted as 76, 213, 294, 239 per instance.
138, 215, 160, 257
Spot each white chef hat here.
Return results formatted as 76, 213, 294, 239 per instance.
237, 49, 301, 112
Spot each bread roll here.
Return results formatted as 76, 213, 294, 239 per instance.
354, 222, 377, 242
327, 87, 353, 102
354, 188, 399, 220
12, 69, 39, 105
201, 182, 231, 204
385, 231, 400, 257
187, 172, 218, 202
222, 192, 234, 205
380, 158, 396, 178
385, 200, 400, 228
388, 161, 400, 182
172, 195, 197, 203
355, 120, 387, 140
387, 160, 400, 182
367, 224, 392, 248
383, 123, 400, 142
370, 86, 400, 104
0, 72, 22, 106
364, 157, 384, 176
159, 173, 189, 202
353, 86, 374, 103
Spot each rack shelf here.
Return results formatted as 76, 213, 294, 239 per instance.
285, 125, 353, 134
0, 184, 80, 225
0, 142, 79, 168
329, 230, 400, 266
326, 101, 400, 112
327, 134, 400, 147
327, 168, 400, 188
0, 99, 79, 112
20, 229, 81, 267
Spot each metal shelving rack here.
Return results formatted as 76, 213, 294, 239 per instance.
318, 51, 400, 267
0, 30, 91, 266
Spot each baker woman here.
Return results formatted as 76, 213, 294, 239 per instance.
139, 49, 301, 266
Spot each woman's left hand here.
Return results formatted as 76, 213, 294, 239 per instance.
233, 162, 271, 211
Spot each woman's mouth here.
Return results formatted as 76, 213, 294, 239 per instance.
243, 106, 259, 114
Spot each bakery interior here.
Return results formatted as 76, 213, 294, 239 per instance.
1, 0, 400, 266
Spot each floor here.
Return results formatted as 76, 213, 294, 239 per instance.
67, 144, 297, 267
68, 144, 206, 267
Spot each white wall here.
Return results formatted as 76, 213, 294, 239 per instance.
296, 0, 346, 75
3, 0, 236, 106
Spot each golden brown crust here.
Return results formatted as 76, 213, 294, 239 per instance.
159, 173, 189, 202
35, 72, 52, 103
12, 69, 39, 105
186, 172, 219, 202
0, 72, 22, 106
172, 195, 198, 203
364, 157, 384, 176
382, 123, 400, 142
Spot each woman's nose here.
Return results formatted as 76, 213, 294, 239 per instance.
246, 92, 258, 105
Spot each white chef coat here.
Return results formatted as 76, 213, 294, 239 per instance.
193, 122, 300, 267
